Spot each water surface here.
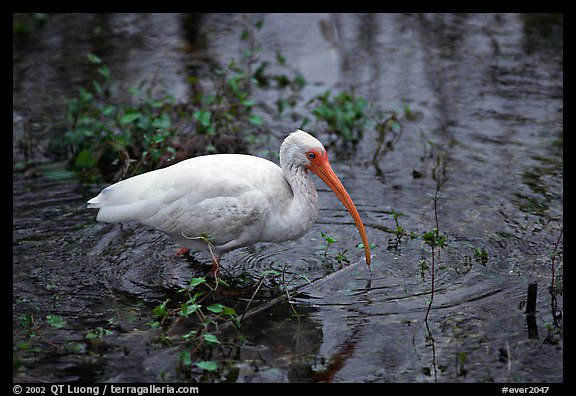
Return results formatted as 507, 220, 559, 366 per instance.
13, 13, 563, 383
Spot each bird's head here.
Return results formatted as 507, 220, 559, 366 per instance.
280, 130, 372, 266
280, 130, 326, 169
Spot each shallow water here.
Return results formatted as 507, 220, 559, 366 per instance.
13, 13, 562, 383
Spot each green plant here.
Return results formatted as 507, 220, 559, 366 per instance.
55, 53, 180, 181
320, 232, 352, 266
320, 231, 336, 257
192, 58, 265, 138
389, 208, 407, 240
53, 21, 312, 183
472, 246, 488, 264
85, 326, 113, 340
420, 178, 448, 322
372, 112, 404, 171
236, 19, 307, 119
150, 276, 240, 379
417, 180, 448, 384
45, 314, 66, 329
310, 90, 369, 143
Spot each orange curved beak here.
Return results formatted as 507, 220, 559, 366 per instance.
309, 158, 371, 267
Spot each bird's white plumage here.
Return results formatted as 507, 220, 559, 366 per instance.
87, 130, 325, 258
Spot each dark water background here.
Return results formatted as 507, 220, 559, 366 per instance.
13, 13, 562, 383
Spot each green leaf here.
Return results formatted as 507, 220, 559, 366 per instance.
389, 208, 404, 219
74, 149, 97, 169
181, 330, 198, 340
202, 333, 220, 344
98, 65, 111, 81
422, 230, 436, 242
79, 87, 93, 103
64, 341, 86, 353
45, 315, 66, 329
321, 232, 336, 244
93, 80, 103, 94
152, 113, 171, 129
180, 302, 201, 318
196, 360, 219, 371
188, 277, 206, 288
248, 114, 263, 125
128, 87, 143, 97
276, 98, 289, 114
101, 104, 116, 116
85, 327, 112, 340
222, 306, 237, 317
19, 314, 32, 328
15, 341, 33, 351
151, 134, 166, 144
86, 53, 102, 64
152, 299, 170, 318
241, 99, 255, 107
193, 110, 212, 127
120, 113, 141, 124
276, 52, 286, 65
179, 350, 192, 366
206, 303, 224, 314
148, 321, 161, 329
437, 234, 447, 247
294, 74, 306, 89
357, 242, 377, 250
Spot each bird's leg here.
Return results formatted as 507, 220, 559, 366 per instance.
210, 254, 221, 279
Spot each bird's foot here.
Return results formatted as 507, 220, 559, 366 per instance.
174, 247, 191, 257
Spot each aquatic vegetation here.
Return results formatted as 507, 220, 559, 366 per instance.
472, 246, 488, 264
389, 207, 407, 241
51, 21, 309, 182
46, 17, 410, 185
85, 326, 113, 340
45, 314, 66, 329
55, 51, 270, 182
150, 276, 241, 380
310, 90, 369, 143
52, 53, 181, 181
417, 178, 448, 382
319, 232, 352, 266
320, 231, 336, 258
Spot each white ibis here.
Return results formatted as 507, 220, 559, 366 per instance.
87, 130, 371, 275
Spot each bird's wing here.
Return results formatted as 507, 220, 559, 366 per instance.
88, 154, 291, 248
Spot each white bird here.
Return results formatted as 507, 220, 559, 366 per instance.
87, 130, 371, 275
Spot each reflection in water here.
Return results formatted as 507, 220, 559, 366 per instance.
414, 13, 466, 142
424, 319, 438, 382
525, 282, 539, 340
547, 225, 563, 336
235, 302, 324, 383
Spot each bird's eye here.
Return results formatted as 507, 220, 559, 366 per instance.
308, 152, 316, 159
